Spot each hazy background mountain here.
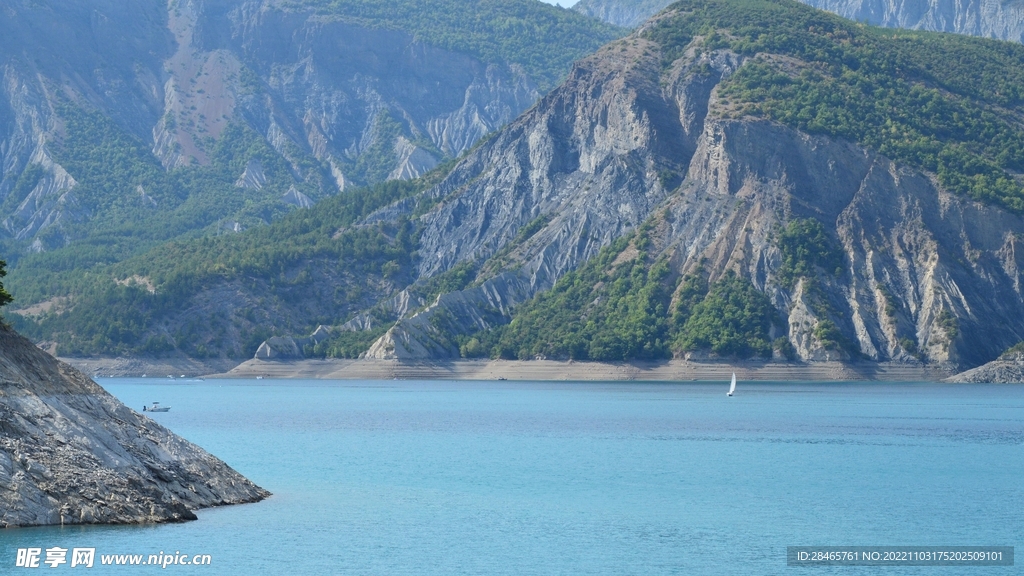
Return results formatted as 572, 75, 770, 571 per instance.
574, 0, 1024, 42
0, 0, 620, 257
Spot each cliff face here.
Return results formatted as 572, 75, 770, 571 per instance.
358, 16, 1024, 368
0, 323, 268, 527
0, 0, 172, 248
0, 0, 541, 251
365, 37, 688, 359
155, 0, 540, 175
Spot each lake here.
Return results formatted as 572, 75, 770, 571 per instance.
1, 379, 1021, 574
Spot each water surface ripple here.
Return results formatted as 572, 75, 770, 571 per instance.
2, 380, 1020, 575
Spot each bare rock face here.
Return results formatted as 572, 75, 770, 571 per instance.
574, 0, 676, 28
0, 324, 268, 527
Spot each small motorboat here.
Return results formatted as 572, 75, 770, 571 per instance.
143, 402, 171, 412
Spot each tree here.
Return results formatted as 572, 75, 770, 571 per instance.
0, 259, 13, 308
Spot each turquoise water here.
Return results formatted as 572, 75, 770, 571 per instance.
1, 379, 1021, 574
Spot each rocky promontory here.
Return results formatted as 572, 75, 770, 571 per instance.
945, 358, 1024, 383
0, 324, 268, 528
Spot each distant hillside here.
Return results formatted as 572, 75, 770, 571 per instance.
0, 0, 620, 262
297, 0, 625, 92
0, 0, 621, 354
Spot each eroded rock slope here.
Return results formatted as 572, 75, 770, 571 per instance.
0, 324, 268, 527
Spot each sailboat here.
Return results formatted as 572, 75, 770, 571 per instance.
727, 373, 736, 397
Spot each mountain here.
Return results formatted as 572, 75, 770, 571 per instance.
575, 0, 1024, 43
0, 0, 620, 264
360, 0, 1024, 369
13, 0, 1024, 371
0, 322, 267, 526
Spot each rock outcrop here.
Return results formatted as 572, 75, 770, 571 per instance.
0, 323, 268, 527
946, 360, 1024, 383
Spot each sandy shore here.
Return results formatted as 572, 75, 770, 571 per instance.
57, 354, 967, 382
210, 358, 958, 382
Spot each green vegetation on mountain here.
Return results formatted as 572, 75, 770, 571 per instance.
936, 308, 959, 342
313, 324, 393, 359
464, 222, 782, 361
1000, 341, 1024, 359
0, 260, 12, 310
3, 102, 320, 284
776, 218, 844, 286
410, 261, 478, 304
645, 0, 1024, 213
347, 110, 405, 185
489, 232, 675, 361
10, 177, 431, 357
674, 270, 777, 358
299, 0, 625, 91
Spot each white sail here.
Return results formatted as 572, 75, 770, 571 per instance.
728, 373, 736, 396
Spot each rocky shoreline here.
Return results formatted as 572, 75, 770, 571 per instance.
945, 360, 1024, 383
1, 326, 269, 528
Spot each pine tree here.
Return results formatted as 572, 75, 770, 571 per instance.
0, 259, 13, 308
